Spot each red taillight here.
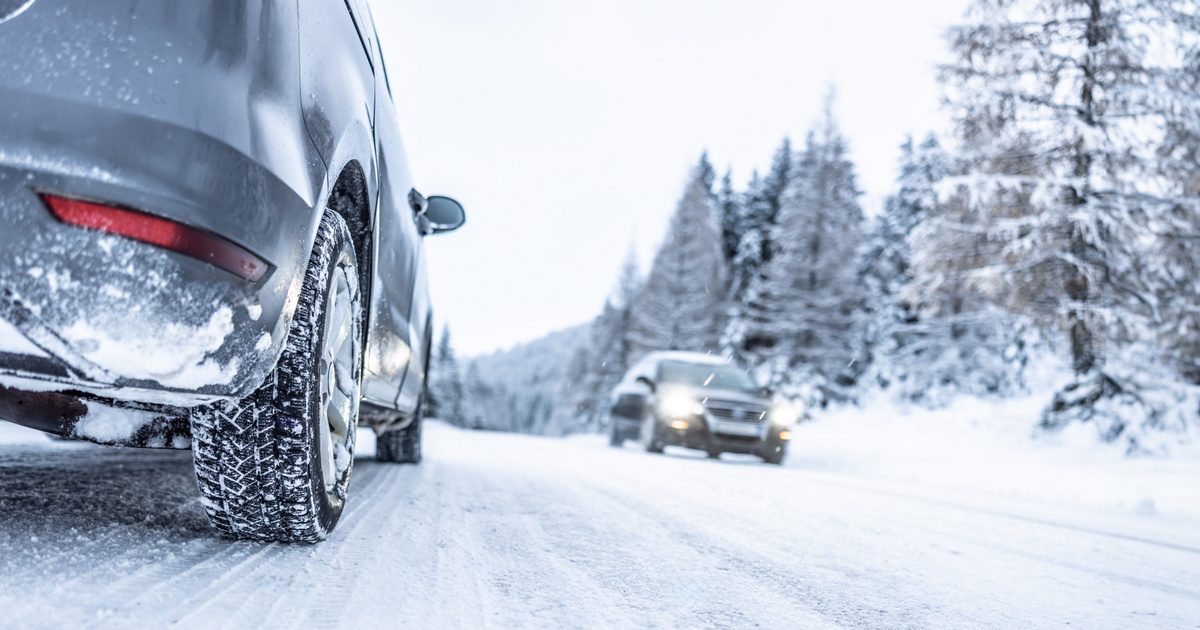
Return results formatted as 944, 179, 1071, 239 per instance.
39, 193, 268, 282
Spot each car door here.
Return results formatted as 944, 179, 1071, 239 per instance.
297, 0, 374, 164
362, 8, 427, 412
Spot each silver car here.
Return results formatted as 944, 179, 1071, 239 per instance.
0, 1, 463, 542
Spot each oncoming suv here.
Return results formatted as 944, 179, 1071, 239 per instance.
608, 352, 795, 464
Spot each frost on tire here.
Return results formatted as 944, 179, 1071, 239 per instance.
189, 210, 364, 542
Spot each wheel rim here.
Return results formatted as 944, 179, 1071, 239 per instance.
318, 264, 359, 496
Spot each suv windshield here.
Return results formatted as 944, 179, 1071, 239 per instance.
657, 361, 760, 393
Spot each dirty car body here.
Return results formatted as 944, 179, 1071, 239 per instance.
0, 2, 460, 539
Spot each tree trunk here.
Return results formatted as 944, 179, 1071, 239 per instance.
1066, 0, 1104, 376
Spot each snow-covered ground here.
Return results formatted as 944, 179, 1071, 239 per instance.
798, 394, 1200, 526
0, 411, 1196, 629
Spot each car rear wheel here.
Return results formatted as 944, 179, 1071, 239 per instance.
376, 408, 423, 464
189, 210, 363, 542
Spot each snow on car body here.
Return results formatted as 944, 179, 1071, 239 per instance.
609, 351, 795, 464
0, 1, 464, 541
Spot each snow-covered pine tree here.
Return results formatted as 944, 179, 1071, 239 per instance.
861, 135, 948, 393
1156, 191, 1200, 386
904, 137, 1035, 405
461, 363, 493, 430
1148, 19, 1200, 390
696, 150, 717, 197
741, 103, 866, 405
558, 251, 641, 433
717, 169, 742, 264
724, 138, 794, 356
941, 0, 1200, 439
630, 157, 729, 354
427, 327, 465, 424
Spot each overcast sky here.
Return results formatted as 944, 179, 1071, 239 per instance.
371, 0, 970, 357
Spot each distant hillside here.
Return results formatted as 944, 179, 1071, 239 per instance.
463, 325, 589, 435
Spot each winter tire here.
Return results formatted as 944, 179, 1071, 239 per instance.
761, 448, 786, 466
608, 424, 624, 448
639, 415, 664, 453
376, 409, 422, 464
189, 210, 364, 542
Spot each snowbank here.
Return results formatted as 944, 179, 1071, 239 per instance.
794, 393, 1200, 526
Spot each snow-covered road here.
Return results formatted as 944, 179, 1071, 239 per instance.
0, 421, 1196, 629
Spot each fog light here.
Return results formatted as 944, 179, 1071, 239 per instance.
669, 419, 689, 430
778, 430, 792, 441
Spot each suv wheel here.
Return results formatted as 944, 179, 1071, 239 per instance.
608, 422, 625, 448
640, 415, 664, 454
760, 446, 786, 466
190, 210, 363, 542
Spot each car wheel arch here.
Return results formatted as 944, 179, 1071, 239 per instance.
325, 161, 374, 342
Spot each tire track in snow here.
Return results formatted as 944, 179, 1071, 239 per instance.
795, 472, 1200, 555
394, 452, 498, 627
589, 446, 1200, 628
257, 463, 410, 629
425, 439, 835, 629
130, 460, 401, 628
92, 539, 281, 628
3, 424, 1198, 628
535, 463, 852, 628
433, 460, 645, 628
699, 466, 1200, 601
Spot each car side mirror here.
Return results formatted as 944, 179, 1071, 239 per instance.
635, 375, 656, 393
424, 196, 466, 235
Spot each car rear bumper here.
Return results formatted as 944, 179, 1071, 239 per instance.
0, 90, 319, 406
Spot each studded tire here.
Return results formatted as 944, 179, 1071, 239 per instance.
189, 210, 364, 543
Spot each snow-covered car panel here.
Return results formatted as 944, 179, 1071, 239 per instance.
0, 1, 323, 211
0, 102, 314, 403
0, 1, 331, 405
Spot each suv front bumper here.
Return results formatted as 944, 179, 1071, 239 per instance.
654, 415, 788, 456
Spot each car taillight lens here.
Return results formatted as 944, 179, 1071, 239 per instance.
39, 193, 268, 282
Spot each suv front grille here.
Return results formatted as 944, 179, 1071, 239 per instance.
704, 400, 768, 423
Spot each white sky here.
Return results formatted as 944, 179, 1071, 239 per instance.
372, 0, 970, 356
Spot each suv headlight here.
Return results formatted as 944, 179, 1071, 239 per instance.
769, 402, 799, 427
658, 391, 704, 418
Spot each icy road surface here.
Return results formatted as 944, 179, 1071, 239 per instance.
0, 421, 1196, 629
